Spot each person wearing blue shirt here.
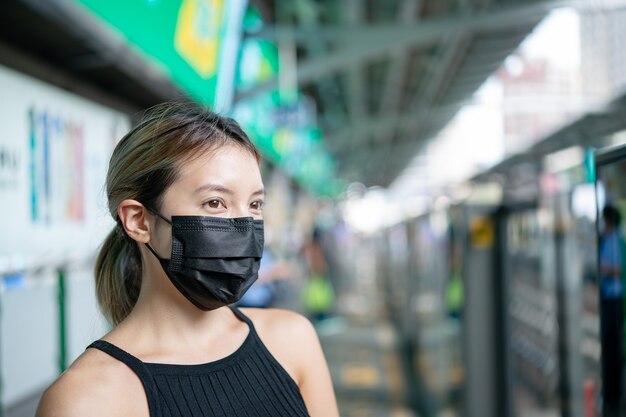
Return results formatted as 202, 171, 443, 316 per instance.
238, 249, 277, 308
599, 205, 625, 417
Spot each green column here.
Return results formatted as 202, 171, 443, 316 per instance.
57, 269, 67, 374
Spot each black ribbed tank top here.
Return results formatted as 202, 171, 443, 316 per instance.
87, 306, 311, 417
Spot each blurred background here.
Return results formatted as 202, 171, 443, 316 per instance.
2, 0, 626, 416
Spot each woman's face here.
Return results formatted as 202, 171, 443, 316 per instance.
149, 144, 264, 254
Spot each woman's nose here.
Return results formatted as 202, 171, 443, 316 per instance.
231, 204, 251, 218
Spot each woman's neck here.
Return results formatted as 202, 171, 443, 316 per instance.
106, 280, 240, 360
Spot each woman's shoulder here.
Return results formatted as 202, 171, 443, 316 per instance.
241, 308, 317, 342
36, 346, 149, 417
239, 308, 321, 383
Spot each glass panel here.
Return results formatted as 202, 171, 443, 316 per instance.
595, 156, 626, 417
567, 184, 600, 417
411, 213, 464, 416
506, 209, 560, 417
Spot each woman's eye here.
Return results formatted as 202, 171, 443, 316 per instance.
250, 200, 264, 210
205, 199, 224, 209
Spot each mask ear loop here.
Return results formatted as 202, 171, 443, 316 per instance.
145, 207, 173, 225
145, 242, 164, 261
144, 206, 172, 262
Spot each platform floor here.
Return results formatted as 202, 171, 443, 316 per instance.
317, 314, 416, 417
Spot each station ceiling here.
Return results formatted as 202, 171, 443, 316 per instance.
0, 0, 582, 188
474, 90, 626, 182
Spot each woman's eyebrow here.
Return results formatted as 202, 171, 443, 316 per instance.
194, 183, 234, 195
194, 184, 265, 197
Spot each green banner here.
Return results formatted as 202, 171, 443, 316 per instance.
76, 0, 246, 108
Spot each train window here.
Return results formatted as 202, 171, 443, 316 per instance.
595, 145, 626, 417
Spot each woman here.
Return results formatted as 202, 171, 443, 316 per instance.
36, 102, 339, 417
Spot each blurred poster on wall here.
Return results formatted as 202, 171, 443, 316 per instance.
0, 64, 130, 273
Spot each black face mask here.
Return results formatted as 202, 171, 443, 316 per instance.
145, 211, 264, 311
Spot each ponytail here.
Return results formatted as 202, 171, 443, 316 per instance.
94, 225, 142, 325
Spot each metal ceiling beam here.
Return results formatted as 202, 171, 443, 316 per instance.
326, 115, 395, 152
477, 0, 494, 12
441, 74, 495, 100
329, 22, 531, 162
398, 32, 472, 143
344, 0, 367, 125
339, 120, 455, 185
460, 48, 523, 68
295, 1, 347, 135
468, 30, 534, 51
381, 159, 414, 186
329, 103, 463, 156
246, 1, 566, 43
396, 20, 535, 145
458, 0, 473, 15
455, 58, 512, 79
379, 0, 422, 115
374, 0, 422, 155
340, 137, 441, 185
341, 141, 423, 185
462, 43, 529, 64
436, 32, 531, 104
235, 1, 560, 103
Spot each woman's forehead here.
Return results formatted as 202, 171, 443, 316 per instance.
176, 145, 263, 190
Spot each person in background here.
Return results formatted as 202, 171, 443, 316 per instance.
237, 248, 278, 308
445, 272, 464, 321
301, 226, 335, 322
237, 248, 294, 308
599, 204, 626, 417
446, 244, 464, 321
36, 102, 339, 417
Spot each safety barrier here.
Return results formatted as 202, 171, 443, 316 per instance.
0, 256, 107, 416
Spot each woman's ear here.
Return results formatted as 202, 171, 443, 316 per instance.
118, 199, 151, 243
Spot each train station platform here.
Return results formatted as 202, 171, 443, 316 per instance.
318, 315, 416, 417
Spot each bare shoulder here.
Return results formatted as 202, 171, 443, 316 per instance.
36, 348, 149, 417
241, 307, 316, 339
240, 308, 320, 383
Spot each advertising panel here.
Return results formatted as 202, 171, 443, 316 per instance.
0, 64, 131, 277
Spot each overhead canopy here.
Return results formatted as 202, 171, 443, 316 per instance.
0, 0, 585, 190
473, 91, 626, 181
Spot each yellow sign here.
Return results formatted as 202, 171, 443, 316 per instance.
174, 0, 223, 78
470, 216, 494, 249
